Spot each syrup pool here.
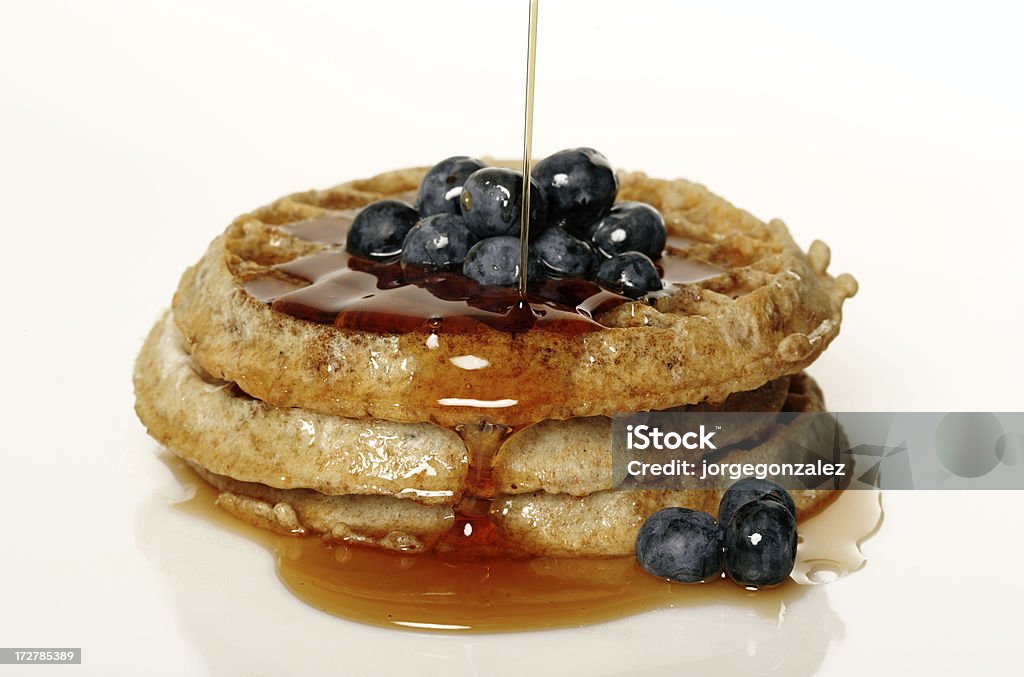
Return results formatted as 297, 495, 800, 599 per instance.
165, 457, 883, 633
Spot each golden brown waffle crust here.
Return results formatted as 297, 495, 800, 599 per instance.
173, 165, 857, 427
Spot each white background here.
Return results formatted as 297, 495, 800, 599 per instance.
1, 1, 1022, 675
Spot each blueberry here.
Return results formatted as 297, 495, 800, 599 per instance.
417, 156, 487, 217
594, 251, 662, 298
346, 200, 419, 261
462, 236, 542, 287
635, 508, 724, 583
401, 214, 476, 270
590, 201, 667, 260
724, 499, 797, 588
459, 168, 547, 239
531, 147, 618, 234
718, 478, 797, 528
532, 227, 598, 278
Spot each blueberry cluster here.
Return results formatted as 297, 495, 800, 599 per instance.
345, 149, 668, 298
635, 479, 799, 588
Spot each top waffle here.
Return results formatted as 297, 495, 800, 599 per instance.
173, 164, 856, 428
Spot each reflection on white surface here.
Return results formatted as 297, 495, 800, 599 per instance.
136, 461, 848, 677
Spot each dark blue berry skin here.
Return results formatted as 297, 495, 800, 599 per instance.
400, 214, 476, 270
594, 251, 662, 298
462, 236, 542, 287
459, 168, 547, 239
531, 147, 618, 234
724, 499, 798, 588
417, 156, 487, 217
532, 227, 598, 278
635, 508, 724, 583
346, 200, 419, 261
590, 201, 667, 260
718, 478, 797, 528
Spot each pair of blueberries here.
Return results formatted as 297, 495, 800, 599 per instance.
635, 478, 799, 588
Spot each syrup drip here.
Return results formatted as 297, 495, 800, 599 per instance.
167, 457, 883, 633
455, 422, 509, 500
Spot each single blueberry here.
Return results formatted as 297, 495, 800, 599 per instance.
590, 201, 667, 260
532, 227, 598, 278
594, 251, 663, 298
718, 478, 797, 528
346, 200, 419, 261
723, 499, 798, 588
459, 167, 547, 239
462, 236, 542, 287
635, 508, 724, 583
401, 214, 476, 270
531, 147, 618, 234
417, 156, 487, 217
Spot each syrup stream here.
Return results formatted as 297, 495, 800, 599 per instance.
518, 0, 539, 295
